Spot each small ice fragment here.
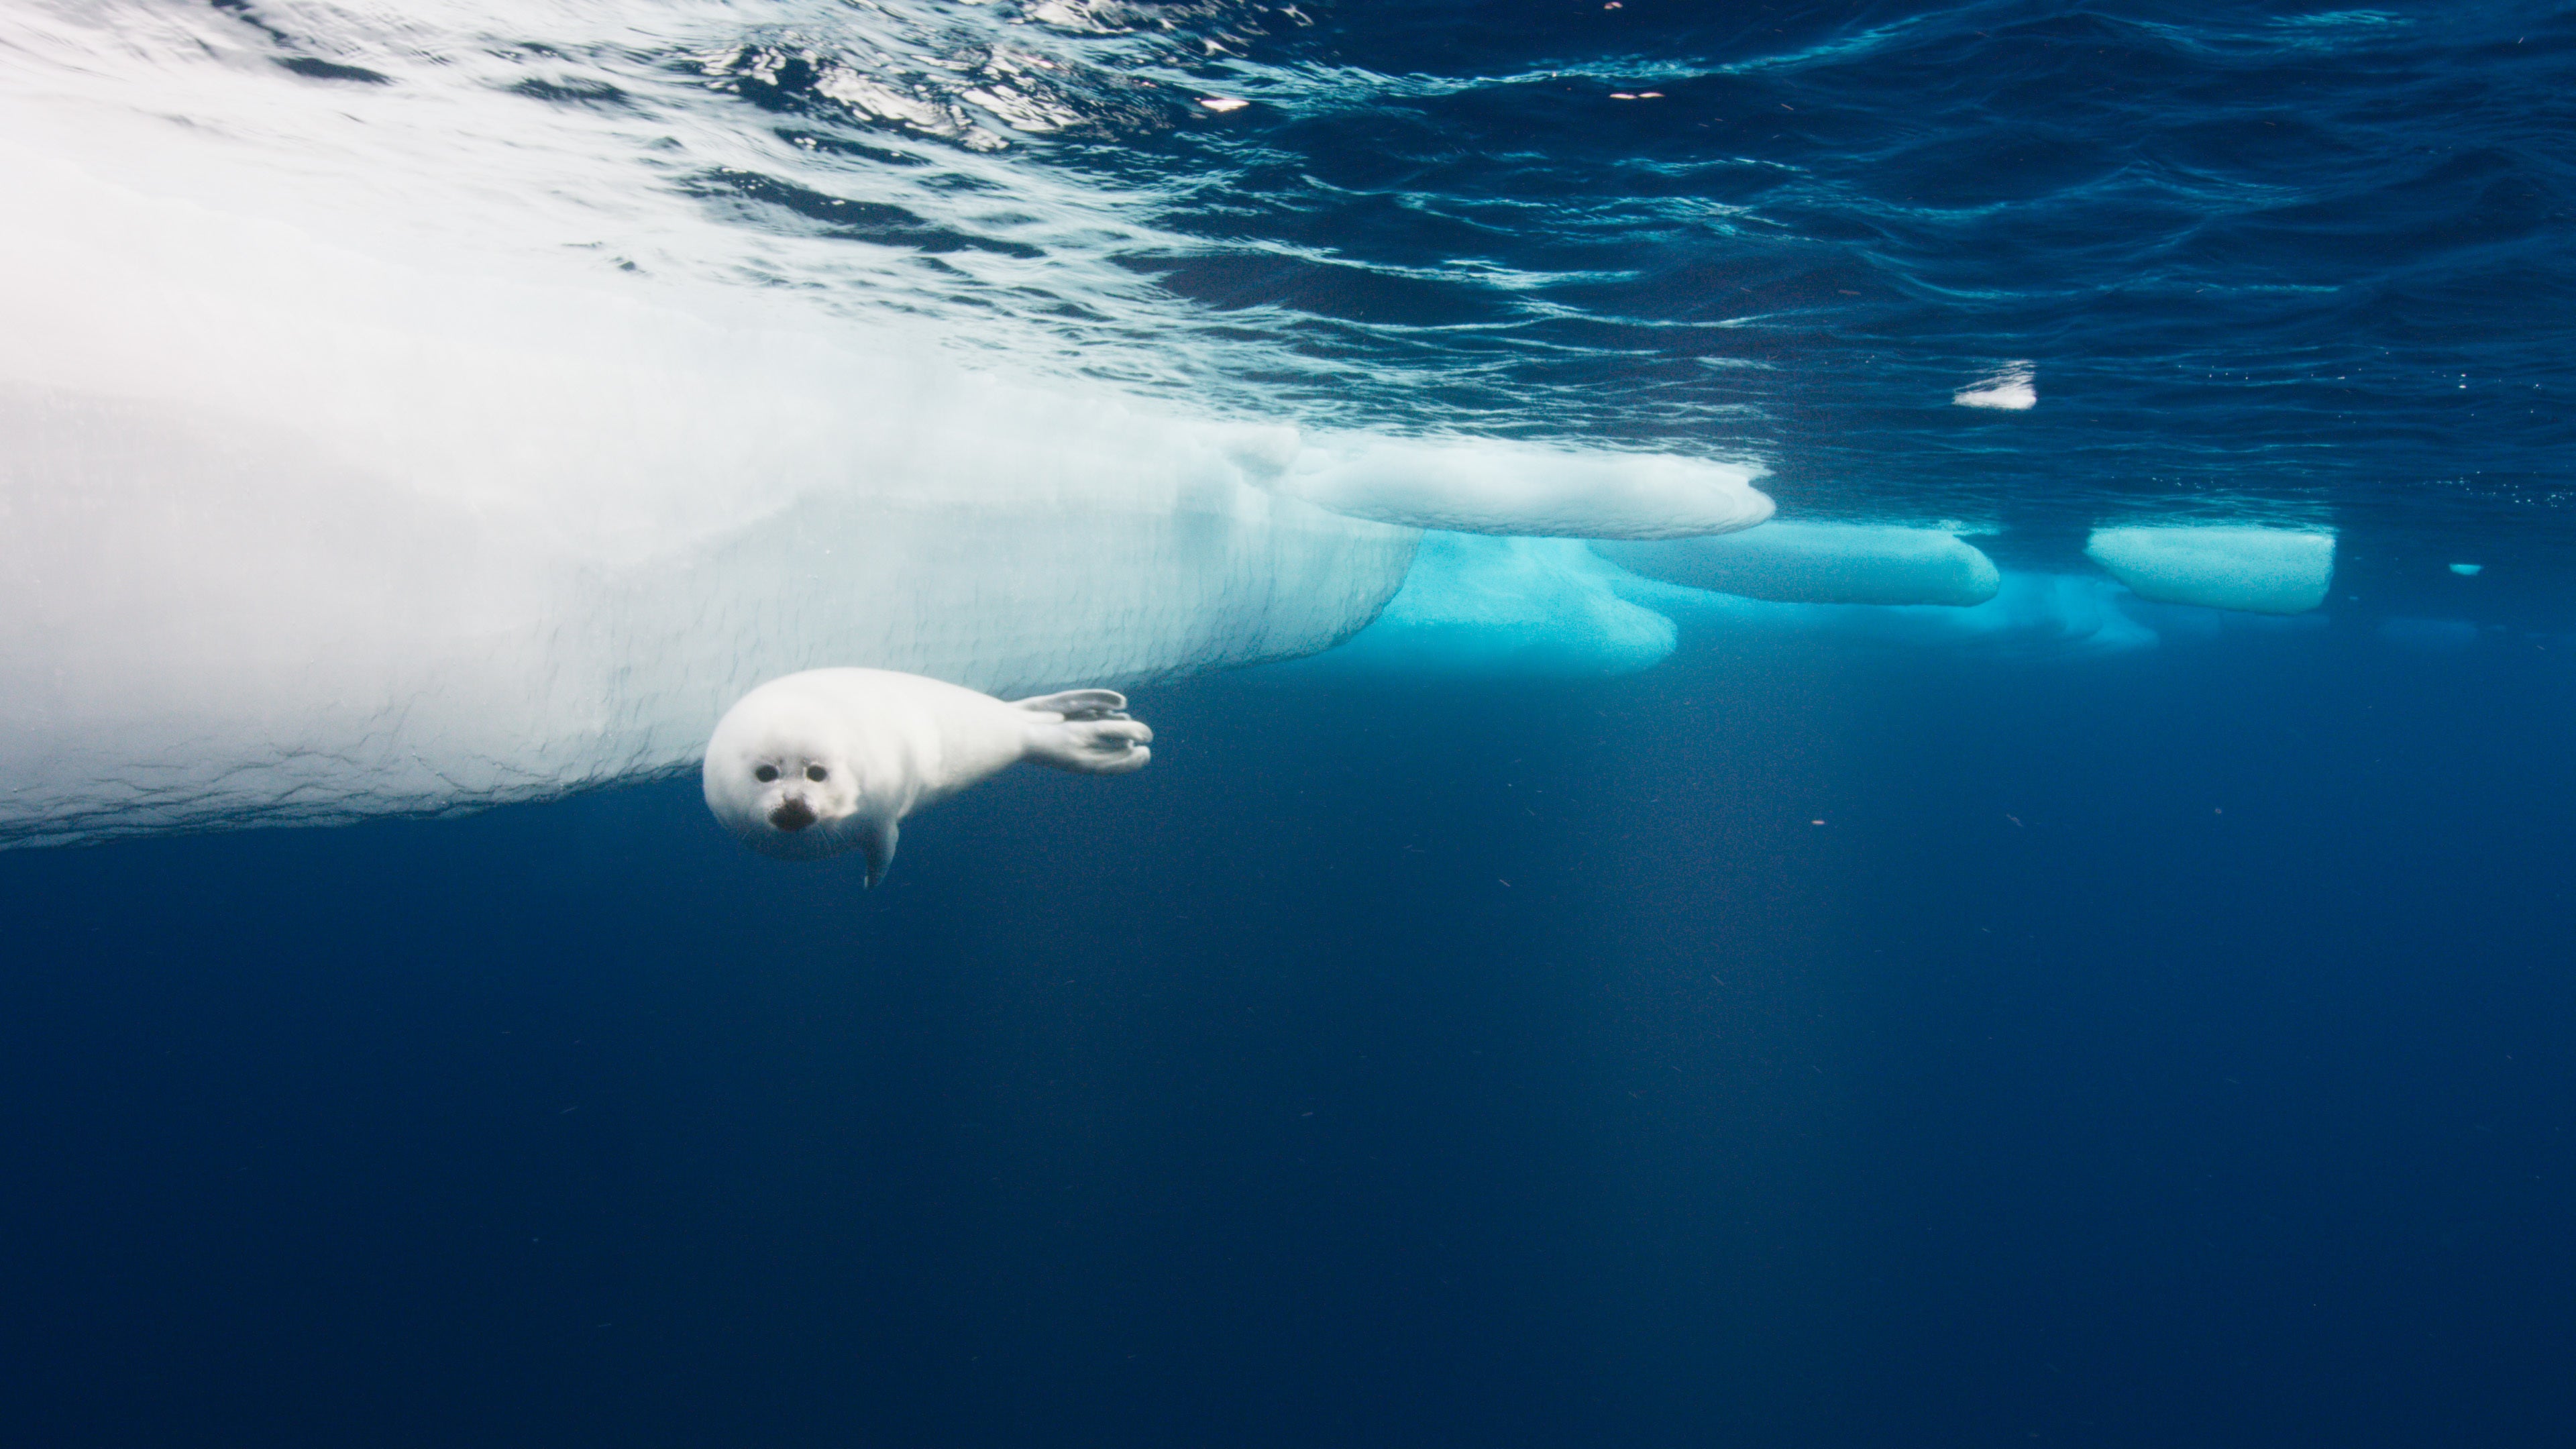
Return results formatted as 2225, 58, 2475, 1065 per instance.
1610, 93, 1637, 100
1197, 97, 1248, 113
2449, 562, 2483, 576
1953, 362, 2036, 410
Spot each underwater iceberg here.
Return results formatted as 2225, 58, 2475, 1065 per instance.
2084, 526, 2336, 614
1593, 522, 2000, 606
0, 144, 1432, 845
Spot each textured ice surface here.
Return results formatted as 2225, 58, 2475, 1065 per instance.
1286, 535, 1678, 678
2085, 526, 2336, 614
1593, 523, 2000, 606
1268, 438, 1774, 539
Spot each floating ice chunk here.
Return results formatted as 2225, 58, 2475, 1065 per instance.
1265, 437, 1775, 539
2449, 563, 2484, 576
1291, 535, 1678, 678
2083, 525, 2336, 614
1953, 362, 2037, 411
1592, 522, 2000, 606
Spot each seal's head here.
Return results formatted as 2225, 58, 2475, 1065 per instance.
701, 682, 868, 860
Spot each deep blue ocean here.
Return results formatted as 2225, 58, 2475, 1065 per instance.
5, 1, 2575, 1446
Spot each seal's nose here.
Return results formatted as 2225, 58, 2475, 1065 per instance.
768, 798, 816, 833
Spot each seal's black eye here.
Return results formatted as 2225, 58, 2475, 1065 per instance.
753, 764, 779, 783
806, 765, 828, 782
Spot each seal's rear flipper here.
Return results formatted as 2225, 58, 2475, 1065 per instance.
1024, 715, 1153, 775
1013, 688, 1131, 722
860, 817, 899, 889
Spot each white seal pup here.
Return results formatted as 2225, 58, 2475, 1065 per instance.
702, 668, 1152, 885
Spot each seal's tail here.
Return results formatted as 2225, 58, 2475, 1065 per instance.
1014, 689, 1153, 774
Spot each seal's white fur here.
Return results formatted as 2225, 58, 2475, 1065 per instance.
702, 668, 1150, 885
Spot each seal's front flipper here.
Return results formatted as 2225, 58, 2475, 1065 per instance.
860, 817, 899, 889
1012, 688, 1130, 722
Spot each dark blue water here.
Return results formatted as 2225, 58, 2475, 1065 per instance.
7, 1, 2576, 1444
9, 633, 2575, 1446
